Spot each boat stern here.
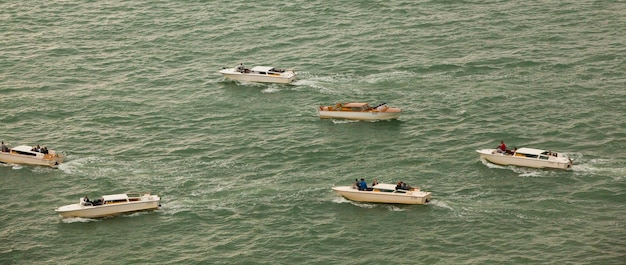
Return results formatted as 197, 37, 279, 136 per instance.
424, 191, 432, 203
558, 157, 574, 169
283, 70, 297, 82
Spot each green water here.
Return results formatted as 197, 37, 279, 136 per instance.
1, 0, 624, 264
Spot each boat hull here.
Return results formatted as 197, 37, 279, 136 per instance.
318, 110, 401, 120
55, 199, 160, 218
0, 152, 63, 168
332, 186, 431, 205
476, 149, 572, 169
219, 69, 296, 84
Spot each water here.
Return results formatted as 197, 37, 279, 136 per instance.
1, 0, 625, 264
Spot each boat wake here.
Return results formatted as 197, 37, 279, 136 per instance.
517, 171, 543, 177
479, 158, 505, 169
384, 205, 406, 212
291, 79, 332, 93
57, 156, 106, 174
350, 201, 376, 209
331, 119, 360, 125
571, 158, 626, 176
261, 86, 280, 94
428, 199, 453, 210
0, 162, 22, 170
331, 197, 350, 204
331, 197, 374, 208
61, 217, 98, 223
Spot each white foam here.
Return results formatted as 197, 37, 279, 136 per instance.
57, 156, 104, 174
429, 199, 453, 210
331, 119, 360, 125
261, 86, 280, 93
61, 217, 98, 223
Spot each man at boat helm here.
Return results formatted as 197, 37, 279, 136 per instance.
358, 179, 368, 191
498, 141, 507, 153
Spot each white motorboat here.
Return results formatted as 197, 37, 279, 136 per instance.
55, 193, 161, 218
219, 64, 296, 84
318, 102, 402, 120
476, 147, 573, 169
0, 144, 63, 168
332, 183, 431, 205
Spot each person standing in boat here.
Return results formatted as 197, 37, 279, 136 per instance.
1, 141, 9, 152
352, 179, 359, 189
498, 141, 507, 153
237, 63, 245, 73
358, 178, 368, 191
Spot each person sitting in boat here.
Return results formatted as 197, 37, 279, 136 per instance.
82, 196, 92, 206
31, 145, 42, 152
358, 178, 368, 191
41, 147, 49, 154
396, 182, 410, 191
1, 141, 9, 152
371, 178, 379, 186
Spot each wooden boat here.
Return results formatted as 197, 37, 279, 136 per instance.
332, 183, 431, 205
476, 147, 573, 169
0, 144, 63, 168
318, 102, 402, 120
55, 193, 161, 218
219, 64, 296, 84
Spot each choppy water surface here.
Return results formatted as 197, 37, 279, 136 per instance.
1, 0, 624, 264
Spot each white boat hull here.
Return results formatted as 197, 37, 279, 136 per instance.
476, 149, 573, 169
0, 152, 63, 168
219, 69, 296, 84
332, 186, 431, 205
55, 195, 160, 218
318, 110, 401, 120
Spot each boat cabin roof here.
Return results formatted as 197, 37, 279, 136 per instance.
250, 66, 275, 72
342, 103, 368, 108
516, 147, 548, 155
372, 183, 397, 191
12, 145, 36, 153
101, 194, 129, 201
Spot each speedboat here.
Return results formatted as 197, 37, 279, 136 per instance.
476, 147, 573, 169
318, 102, 402, 120
55, 193, 161, 218
332, 183, 431, 205
219, 64, 296, 84
0, 145, 63, 168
